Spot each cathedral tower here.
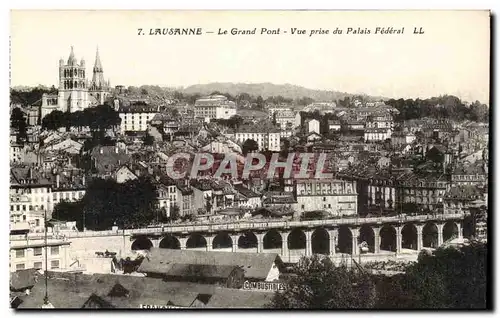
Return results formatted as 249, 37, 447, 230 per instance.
89, 47, 110, 105
57, 46, 90, 112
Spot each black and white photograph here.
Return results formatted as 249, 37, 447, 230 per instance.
8, 9, 491, 310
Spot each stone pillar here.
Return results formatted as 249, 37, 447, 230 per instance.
179, 238, 187, 250
152, 238, 159, 248
280, 231, 289, 259
416, 225, 423, 251
206, 236, 213, 252
396, 227, 402, 254
328, 229, 338, 256
256, 233, 264, 253
373, 227, 381, 254
351, 228, 359, 256
456, 222, 463, 239
231, 235, 240, 253
305, 230, 313, 257
437, 223, 444, 247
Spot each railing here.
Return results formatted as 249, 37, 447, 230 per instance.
9, 213, 465, 241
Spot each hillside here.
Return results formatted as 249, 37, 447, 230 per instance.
182, 82, 386, 101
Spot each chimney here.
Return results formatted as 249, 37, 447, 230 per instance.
56, 174, 60, 188
115, 147, 119, 154
29, 168, 33, 179
82, 175, 86, 186
99, 148, 103, 154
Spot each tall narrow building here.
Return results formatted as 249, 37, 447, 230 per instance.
57, 46, 90, 112
89, 47, 110, 105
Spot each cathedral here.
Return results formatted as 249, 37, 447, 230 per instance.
40, 46, 111, 118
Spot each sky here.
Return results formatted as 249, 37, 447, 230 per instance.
10, 10, 490, 103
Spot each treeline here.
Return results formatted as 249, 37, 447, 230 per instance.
53, 177, 159, 231
386, 95, 489, 122
42, 105, 121, 131
10, 85, 57, 106
270, 242, 488, 309
172, 90, 316, 109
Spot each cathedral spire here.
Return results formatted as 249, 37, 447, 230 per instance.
67, 46, 77, 65
94, 46, 103, 71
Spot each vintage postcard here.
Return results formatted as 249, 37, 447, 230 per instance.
9, 10, 490, 309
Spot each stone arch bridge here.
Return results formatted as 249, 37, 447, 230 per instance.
128, 214, 465, 263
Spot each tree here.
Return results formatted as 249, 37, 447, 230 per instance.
170, 204, 180, 221
53, 200, 85, 230
242, 139, 259, 155
142, 133, 154, 146
269, 255, 376, 309
377, 242, 488, 309
255, 96, 265, 110
10, 107, 27, 142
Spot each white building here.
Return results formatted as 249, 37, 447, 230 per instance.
10, 167, 54, 224
118, 103, 159, 133
274, 110, 296, 130
364, 128, 392, 142
391, 131, 416, 146
194, 95, 237, 120
307, 119, 321, 134
233, 130, 281, 152
293, 179, 358, 217
9, 235, 71, 272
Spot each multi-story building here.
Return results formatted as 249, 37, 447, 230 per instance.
293, 179, 358, 217
118, 103, 159, 133
9, 236, 71, 272
396, 172, 449, 212
194, 95, 236, 121
365, 113, 394, 130
10, 143, 25, 163
364, 128, 392, 142
274, 110, 296, 130
451, 160, 488, 187
391, 131, 416, 147
51, 173, 86, 209
10, 167, 53, 221
230, 122, 281, 151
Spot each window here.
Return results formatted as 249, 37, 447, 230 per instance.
35, 219, 40, 227
51, 246, 59, 255
16, 264, 25, 271
22, 215, 26, 221
50, 260, 59, 269
16, 249, 25, 258
34, 247, 42, 256
34, 262, 42, 269
301, 205, 305, 209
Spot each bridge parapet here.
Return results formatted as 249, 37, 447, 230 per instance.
10, 213, 465, 241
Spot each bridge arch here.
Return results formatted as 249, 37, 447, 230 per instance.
288, 228, 306, 251
213, 232, 233, 249
131, 236, 153, 251
238, 232, 258, 250
379, 225, 396, 252
401, 223, 418, 250
186, 233, 207, 249
443, 221, 459, 242
337, 225, 352, 254
358, 224, 375, 253
263, 229, 282, 250
311, 228, 329, 255
422, 222, 438, 248
159, 235, 180, 249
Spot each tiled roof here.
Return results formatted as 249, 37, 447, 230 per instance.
139, 248, 282, 281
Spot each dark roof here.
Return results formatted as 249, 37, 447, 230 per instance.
10, 269, 40, 291
234, 184, 260, 198
164, 264, 240, 279
139, 248, 282, 281
18, 272, 271, 309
